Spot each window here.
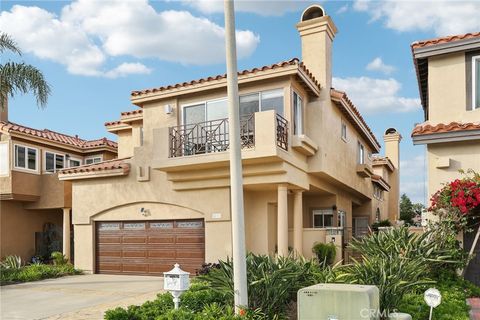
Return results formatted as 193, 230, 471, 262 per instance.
341, 121, 347, 141
69, 158, 81, 167
0, 143, 8, 175
374, 185, 383, 200
183, 89, 284, 125
357, 142, 365, 164
473, 55, 480, 110
45, 152, 65, 173
293, 91, 303, 135
337, 210, 346, 228
85, 156, 102, 165
312, 209, 334, 228
14, 145, 37, 171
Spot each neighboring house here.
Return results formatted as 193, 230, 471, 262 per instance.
0, 104, 117, 262
411, 32, 480, 285
58, 5, 400, 275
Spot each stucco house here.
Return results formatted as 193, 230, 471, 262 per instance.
411, 32, 480, 285
58, 5, 400, 275
0, 104, 117, 262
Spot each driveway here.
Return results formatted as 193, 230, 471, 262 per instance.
0, 274, 164, 320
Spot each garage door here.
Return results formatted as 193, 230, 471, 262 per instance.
95, 219, 205, 275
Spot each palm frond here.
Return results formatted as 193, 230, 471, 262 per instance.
0, 32, 21, 55
0, 62, 51, 109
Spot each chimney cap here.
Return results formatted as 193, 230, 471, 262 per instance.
385, 127, 398, 135
300, 5, 325, 22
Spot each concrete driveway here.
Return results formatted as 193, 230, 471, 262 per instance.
0, 274, 164, 320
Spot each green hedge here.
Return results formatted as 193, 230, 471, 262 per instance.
397, 270, 480, 320
1, 263, 80, 285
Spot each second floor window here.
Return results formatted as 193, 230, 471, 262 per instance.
238, 89, 284, 118
14, 145, 37, 171
85, 156, 102, 165
473, 55, 480, 110
293, 91, 303, 135
358, 142, 365, 164
45, 152, 64, 173
69, 159, 81, 167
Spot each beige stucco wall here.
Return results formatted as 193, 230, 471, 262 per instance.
0, 201, 62, 261
428, 52, 480, 123
427, 140, 480, 198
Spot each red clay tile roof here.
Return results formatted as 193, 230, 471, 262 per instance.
371, 174, 390, 190
104, 120, 122, 127
0, 121, 117, 150
131, 58, 320, 97
330, 89, 381, 151
59, 157, 130, 175
411, 32, 480, 49
411, 121, 480, 136
121, 109, 143, 116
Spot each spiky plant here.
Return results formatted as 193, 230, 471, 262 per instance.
0, 32, 51, 110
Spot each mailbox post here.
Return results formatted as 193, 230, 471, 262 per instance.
163, 264, 190, 309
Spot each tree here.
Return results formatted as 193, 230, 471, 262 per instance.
0, 32, 51, 110
400, 193, 415, 225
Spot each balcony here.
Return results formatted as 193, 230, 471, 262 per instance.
169, 112, 288, 158
153, 110, 290, 171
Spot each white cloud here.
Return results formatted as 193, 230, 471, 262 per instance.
182, 0, 308, 16
104, 63, 152, 79
353, 0, 480, 36
332, 76, 421, 114
336, 4, 349, 14
366, 57, 395, 75
0, 0, 260, 77
400, 154, 427, 205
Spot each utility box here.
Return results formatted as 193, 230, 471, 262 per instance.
298, 283, 380, 320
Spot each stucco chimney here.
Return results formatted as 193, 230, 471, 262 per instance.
296, 5, 337, 91
1, 98, 8, 122
384, 128, 402, 169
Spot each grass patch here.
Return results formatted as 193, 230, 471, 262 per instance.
1, 263, 81, 285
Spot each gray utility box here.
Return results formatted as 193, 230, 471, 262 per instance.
298, 283, 380, 320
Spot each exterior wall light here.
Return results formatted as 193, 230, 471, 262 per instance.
163, 263, 190, 309
164, 104, 173, 114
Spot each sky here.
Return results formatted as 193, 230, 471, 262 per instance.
1, 0, 480, 204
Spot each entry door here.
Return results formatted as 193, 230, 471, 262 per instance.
354, 217, 369, 238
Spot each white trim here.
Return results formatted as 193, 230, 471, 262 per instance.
44, 151, 66, 173
13, 144, 39, 173
473, 55, 480, 110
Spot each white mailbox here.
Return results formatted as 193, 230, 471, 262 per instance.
163, 264, 190, 309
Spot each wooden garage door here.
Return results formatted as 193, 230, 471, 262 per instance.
96, 220, 205, 275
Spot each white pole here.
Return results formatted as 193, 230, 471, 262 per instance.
224, 0, 248, 312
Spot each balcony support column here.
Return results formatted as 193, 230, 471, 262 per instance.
277, 184, 289, 256
62, 208, 71, 261
293, 190, 303, 256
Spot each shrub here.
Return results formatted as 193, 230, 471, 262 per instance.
371, 219, 391, 231
199, 253, 336, 319
312, 242, 336, 265
397, 271, 478, 320
348, 226, 466, 272
51, 251, 68, 265
1, 255, 22, 269
337, 254, 433, 316
1, 263, 80, 285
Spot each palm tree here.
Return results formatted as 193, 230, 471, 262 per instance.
0, 32, 51, 110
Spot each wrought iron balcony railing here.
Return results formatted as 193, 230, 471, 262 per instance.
168, 112, 288, 158
276, 114, 288, 151
169, 114, 255, 158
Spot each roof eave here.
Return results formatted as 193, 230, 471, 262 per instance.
412, 129, 480, 145
58, 168, 129, 181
